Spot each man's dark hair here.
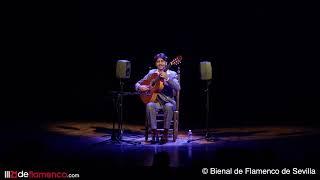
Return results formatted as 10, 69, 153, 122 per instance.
154, 53, 168, 62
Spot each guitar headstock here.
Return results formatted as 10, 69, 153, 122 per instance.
170, 55, 182, 66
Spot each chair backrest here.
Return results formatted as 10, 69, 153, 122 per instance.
175, 67, 181, 111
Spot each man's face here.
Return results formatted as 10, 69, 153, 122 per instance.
155, 58, 167, 70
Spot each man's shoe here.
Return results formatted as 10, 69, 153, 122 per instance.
151, 129, 158, 144
160, 129, 168, 144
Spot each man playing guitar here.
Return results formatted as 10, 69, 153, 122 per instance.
135, 53, 181, 144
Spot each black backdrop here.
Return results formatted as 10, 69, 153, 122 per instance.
3, 1, 320, 130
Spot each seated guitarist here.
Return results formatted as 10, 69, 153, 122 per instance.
135, 53, 181, 144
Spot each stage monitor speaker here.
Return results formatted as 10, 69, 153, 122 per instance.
200, 61, 212, 80
116, 60, 131, 79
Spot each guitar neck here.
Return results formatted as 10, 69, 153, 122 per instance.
164, 64, 172, 72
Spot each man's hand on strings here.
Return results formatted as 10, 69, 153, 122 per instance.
139, 85, 150, 92
159, 71, 169, 80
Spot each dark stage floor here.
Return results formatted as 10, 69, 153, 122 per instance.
1, 120, 320, 178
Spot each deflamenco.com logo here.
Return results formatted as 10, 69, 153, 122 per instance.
4, 170, 80, 179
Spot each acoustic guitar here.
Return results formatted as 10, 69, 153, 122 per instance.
139, 56, 182, 104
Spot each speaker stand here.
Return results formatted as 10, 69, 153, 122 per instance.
95, 79, 141, 146
188, 80, 216, 143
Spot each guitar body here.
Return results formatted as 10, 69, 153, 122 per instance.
140, 73, 164, 104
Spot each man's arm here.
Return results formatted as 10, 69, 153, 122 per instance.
167, 71, 180, 91
135, 71, 152, 91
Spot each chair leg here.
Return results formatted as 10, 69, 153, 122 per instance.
145, 116, 149, 142
173, 111, 179, 142
173, 122, 178, 142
